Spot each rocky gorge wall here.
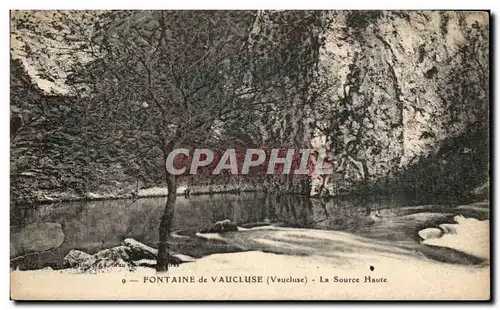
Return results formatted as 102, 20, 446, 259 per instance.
249, 11, 489, 201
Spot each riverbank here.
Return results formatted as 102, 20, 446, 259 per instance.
11, 183, 269, 205
12, 178, 489, 207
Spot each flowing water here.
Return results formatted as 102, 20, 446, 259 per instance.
10, 193, 490, 270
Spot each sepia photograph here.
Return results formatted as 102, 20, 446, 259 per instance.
9, 8, 490, 300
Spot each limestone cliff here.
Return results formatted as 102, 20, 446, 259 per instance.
314, 11, 489, 200
250, 11, 489, 200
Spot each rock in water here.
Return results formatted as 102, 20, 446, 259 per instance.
418, 228, 444, 240
10, 222, 65, 258
133, 259, 157, 268
123, 238, 157, 260
63, 249, 96, 268
439, 223, 459, 234
168, 255, 183, 265
60, 238, 195, 271
94, 246, 131, 261
199, 219, 238, 233
91, 258, 128, 269
133, 254, 193, 269
422, 216, 489, 260
173, 253, 196, 263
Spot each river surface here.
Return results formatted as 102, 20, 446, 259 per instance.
10, 193, 490, 270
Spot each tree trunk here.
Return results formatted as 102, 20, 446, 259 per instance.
156, 173, 176, 272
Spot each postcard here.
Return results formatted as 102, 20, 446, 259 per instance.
10, 9, 490, 300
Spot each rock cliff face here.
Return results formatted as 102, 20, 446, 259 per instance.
251, 11, 489, 200
317, 11, 488, 199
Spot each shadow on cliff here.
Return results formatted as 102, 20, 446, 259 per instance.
377, 121, 489, 205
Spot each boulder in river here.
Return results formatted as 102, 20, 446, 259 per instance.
132, 253, 194, 268
94, 246, 131, 261
123, 238, 195, 266
91, 257, 128, 269
10, 222, 65, 258
199, 219, 238, 233
132, 256, 182, 268
418, 228, 444, 240
133, 259, 157, 268
63, 249, 96, 268
173, 253, 196, 263
123, 238, 157, 260
439, 223, 459, 234
60, 238, 195, 271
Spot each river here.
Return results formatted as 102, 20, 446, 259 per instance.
10, 193, 490, 271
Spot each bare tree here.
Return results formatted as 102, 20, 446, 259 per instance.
82, 11, 291, 271
12, 10, 329, 271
